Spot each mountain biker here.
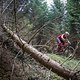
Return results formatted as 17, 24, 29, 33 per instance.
56, 32, 71, 52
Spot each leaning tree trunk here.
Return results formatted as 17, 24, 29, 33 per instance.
2, 24, 75, 80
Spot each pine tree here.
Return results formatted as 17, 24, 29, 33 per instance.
67, 0, 80, 55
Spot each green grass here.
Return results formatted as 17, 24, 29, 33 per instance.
47, 53, 80, 71
46, 53, 80, 80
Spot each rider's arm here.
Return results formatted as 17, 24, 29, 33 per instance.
61, 35, 71, 45
61, 34, 71, 44
66, 39, 71, 44
61, 34, 65, 41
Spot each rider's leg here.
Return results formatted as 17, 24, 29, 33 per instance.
57, 44, 64, 52
57, 45, 61, 52
57, 38, 63, 52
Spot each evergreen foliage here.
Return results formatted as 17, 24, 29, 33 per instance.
67, 0, 80, 38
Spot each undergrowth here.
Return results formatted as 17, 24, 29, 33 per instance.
47, 53, 80, 71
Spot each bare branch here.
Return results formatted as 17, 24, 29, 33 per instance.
2, 0, 13, 14
28, 21, 50, 44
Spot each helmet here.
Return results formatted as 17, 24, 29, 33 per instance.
65, 32, 70, 35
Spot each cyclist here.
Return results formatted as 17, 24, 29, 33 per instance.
56, 32, 71, 52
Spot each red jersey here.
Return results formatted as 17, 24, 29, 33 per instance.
58, 34, 67, 41
57, 34, 67, 45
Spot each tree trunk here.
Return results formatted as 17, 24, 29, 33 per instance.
2, 24, 75, 79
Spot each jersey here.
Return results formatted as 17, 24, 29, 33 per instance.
57, 34, 67, 45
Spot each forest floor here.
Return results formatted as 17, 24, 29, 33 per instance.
0, 26, 80, 80
48, 53, 80, 71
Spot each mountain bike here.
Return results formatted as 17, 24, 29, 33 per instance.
53, 42, 74, 56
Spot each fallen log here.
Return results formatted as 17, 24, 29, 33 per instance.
2, 24, 75, 80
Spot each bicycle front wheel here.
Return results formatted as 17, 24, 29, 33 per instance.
63, 46, 74, 57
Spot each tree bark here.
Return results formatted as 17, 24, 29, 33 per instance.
2, 24, 74, 79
